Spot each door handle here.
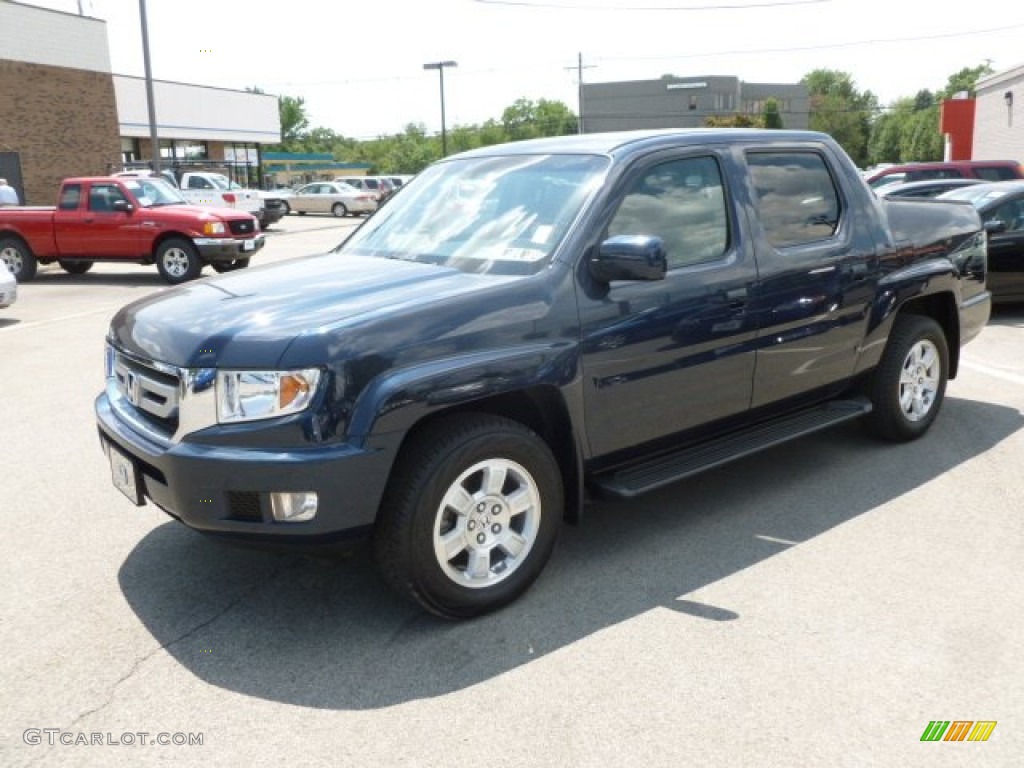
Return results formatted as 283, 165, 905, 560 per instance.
724, 287, 748, 310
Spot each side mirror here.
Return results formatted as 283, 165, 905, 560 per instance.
983, 219, 1006, 235
111, 199, 134, 214
589, 235, 667, 283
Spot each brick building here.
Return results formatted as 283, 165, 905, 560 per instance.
0, 1, 279, 205
0, 3, 120, 205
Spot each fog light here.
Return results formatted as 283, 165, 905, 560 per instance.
270, 492, 318, 522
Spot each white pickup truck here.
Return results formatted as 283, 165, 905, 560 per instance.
174, 172, 264, 219
114, 170, 264, 220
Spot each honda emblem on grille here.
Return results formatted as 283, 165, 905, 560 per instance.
126, 371, 141, 406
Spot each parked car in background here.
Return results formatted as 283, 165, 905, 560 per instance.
254, 189, 289, 228
865, 160, 1023, 189
938, 180, 1024, 302
289, 182, 377, 217
333, 176, 394, 202
875, 178, 986, 199
0, 258, 16, 308
385, 175, 414, 190
0, 176, 264, 283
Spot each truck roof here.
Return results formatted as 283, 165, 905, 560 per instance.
451, 128, 837, 161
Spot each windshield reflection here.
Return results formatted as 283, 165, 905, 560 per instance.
121, 178, 188, 207
340, 154, 609, 276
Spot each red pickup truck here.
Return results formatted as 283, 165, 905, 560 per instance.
0, 176, 265, 284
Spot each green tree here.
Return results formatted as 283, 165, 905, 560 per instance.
703, 114, 763, 128
278, 95, 310, 145
763, 97, 783, 129
802, 69, 877, 167
502, 98, 577, 141
940, 64, 995, 99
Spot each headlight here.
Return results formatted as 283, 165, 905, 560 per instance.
216, 369, 321, 423
203, 221, 227, 235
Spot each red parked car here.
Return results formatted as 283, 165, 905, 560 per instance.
865, 160, 1023, 189
0, 176, 265, 284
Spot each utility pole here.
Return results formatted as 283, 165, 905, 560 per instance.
139, 0, 161, 173
565, 53, 595, 135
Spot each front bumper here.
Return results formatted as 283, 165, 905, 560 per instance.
259, 208, 287, 228
194, 235, 266, 262
0, 280, 15, 308
95, 391, 393, 541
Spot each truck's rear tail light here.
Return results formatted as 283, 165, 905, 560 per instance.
222, 193, 236, 203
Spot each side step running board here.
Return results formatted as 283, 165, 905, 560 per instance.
592, 398, 873, 498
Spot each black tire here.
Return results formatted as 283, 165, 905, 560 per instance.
281, 201, 291, 215
0, 236, 38, 281
332, 202, 348, 218
862, 315, 949, 442
297, 210, 306, 216
59, 260, 94, 275
155, 237, 202, 284
211, 258, 250, 273
374, 413, 563, 619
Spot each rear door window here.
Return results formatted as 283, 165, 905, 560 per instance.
747, 151, 841, 248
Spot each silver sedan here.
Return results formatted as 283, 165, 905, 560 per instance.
289, 182, 377, 217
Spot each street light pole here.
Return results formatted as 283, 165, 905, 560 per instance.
423, 60, 457, 157
139, 0, 160, 173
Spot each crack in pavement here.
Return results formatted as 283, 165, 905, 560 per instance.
20, 562, 292, 768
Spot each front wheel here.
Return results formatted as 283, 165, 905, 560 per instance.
332, 202, 348, 217
155, 238, 202, 284
0, 236, 38, 281
59, 260, 94, 275
863, 315, 949, 442
374, 413, 563, 619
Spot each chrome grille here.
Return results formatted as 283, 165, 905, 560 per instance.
111, 349, 180, 433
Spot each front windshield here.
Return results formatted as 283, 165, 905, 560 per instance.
340, 153, 609, 275
121, 178, 188, 207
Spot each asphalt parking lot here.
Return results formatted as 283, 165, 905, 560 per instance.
1, 215, 1022, 767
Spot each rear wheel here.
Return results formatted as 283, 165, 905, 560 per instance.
280, 201, 291, 215
0, 236, 38, 281
59, 260, 94, 275
374, 413, 563, 619
863, 315, 948, 442
155, 238, 202, 284
332, 202, 348, 217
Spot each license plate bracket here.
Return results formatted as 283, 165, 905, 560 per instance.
108, 444, 143, 506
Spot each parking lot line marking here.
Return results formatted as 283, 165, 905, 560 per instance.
0, 305, 124, 333
960, 358, 1024, 386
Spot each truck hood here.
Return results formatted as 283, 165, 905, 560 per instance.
108, 252, 514, 368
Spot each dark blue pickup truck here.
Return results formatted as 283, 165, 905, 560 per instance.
96, 129, 991, 618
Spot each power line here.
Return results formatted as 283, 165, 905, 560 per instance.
474, 0, 830, 9
595, 21, 1024, 62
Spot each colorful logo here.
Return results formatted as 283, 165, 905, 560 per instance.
920, 721, 997, 742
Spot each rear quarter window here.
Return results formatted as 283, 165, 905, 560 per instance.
975, 166, 1019, 182
58, 184, 81, 211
